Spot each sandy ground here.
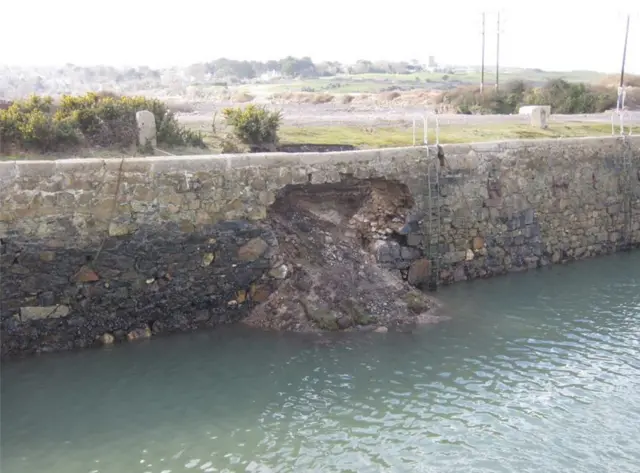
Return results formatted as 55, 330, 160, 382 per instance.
176, 102, 640, 128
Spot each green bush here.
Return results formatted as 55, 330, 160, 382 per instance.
0, 95, 81, 152
521, 79, 617, 114
222, 105, 282, 148
0, 92, 206, 154
437, 79, 618, 115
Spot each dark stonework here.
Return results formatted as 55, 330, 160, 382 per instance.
0, 220, 277, 357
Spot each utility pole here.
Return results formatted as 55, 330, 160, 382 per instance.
617, 14, 631, 111
620, 14, 630, 88
481, 12, 486, 94
495, 12, 500, 93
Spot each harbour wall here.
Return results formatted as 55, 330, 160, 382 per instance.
1, 135, 638, 356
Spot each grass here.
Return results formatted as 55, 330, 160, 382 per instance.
277, 122, 614, 148
2, 122, 616, 160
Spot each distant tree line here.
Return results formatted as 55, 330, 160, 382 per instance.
186, 57, 427, 80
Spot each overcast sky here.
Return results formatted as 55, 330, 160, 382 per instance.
2, 0, 638, 73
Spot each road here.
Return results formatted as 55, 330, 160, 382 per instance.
176, 103, 640, 129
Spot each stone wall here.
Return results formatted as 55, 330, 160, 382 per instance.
1, 136, 639, 357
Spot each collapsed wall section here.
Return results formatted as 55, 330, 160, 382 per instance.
0, 148, 433, 357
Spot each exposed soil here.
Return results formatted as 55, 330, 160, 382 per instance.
243, 178, 447, 333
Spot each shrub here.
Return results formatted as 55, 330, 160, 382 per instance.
381, 91, 401, 101
231, 92, 255, 103
522, 79, 616, 114
0, 92, 206, 154
311, 94, 334, 104
222, 105, 282, 148
339, 94, 355, 104
436, 79, 618, 115
0, 95, 81, 152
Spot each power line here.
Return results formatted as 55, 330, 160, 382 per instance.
481, 12, 486, 94
495, 12, 501, 93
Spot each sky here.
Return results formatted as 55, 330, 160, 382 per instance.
1, 0, 638, 73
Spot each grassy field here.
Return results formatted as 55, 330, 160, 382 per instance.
192, 122, 613, 152
1, 122, 615, 160
354, 69, 607, 84
278, 123, 613, 147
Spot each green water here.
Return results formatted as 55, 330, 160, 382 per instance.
2, 252, 640, 473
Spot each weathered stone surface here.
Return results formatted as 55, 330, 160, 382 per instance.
268, 264, 289, 280
472, 236, 485, 250
529, 106, 549, 129
136, 110, 157, 148
74, 265, 100, 283
407, 259, 431, 286
201, 252, 215, 267
19, 305, 70, 321
39, 251, 56, 262
127, 326, 152, 342
238, 238, 269, 261
99, 333, 115, 345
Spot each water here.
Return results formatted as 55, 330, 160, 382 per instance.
2, 253, 640, 473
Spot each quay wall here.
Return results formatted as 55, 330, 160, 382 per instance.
1, 136, 638, 356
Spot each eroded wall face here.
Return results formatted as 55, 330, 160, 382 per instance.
1, 137, 639, 357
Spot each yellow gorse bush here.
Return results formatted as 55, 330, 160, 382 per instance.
0, 92, 206, 154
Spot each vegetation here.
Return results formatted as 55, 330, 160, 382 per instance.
222, 105, 282, 150
0, 92, 205, 154
437, 79, 620, 115
183, 119, 613, 153
276, 123, 613, 148
6, 58, 634, 104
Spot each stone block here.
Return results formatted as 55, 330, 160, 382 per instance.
238, 238, 269, 261
371, 240, 401, 264
136, 110, 157, 148
19, 305, 70, 321
472, 236, 485, 250
529, 106, 549, 129
407, 232, 423, 247
407, 258, 431, 286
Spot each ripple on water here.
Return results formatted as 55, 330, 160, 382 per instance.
1, 253, 640, 473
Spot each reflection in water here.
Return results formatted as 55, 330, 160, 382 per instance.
2, 252, 640, 473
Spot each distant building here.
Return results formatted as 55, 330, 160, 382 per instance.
428, 56, 437, 68
259, 70, 282, 81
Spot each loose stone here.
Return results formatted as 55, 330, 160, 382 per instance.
99, 333, 115, 345
127, 326, 152, 342
268, 264, 289, 280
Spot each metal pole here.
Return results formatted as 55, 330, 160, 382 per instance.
617, 14, 631, 112
495, 12, 500, 93
620, 14, 630, 89
481, 12, 486, 94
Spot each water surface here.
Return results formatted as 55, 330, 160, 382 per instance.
2, 252, 640, 473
